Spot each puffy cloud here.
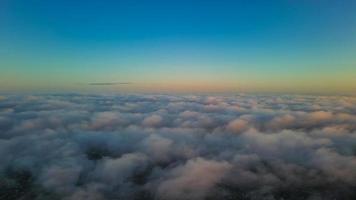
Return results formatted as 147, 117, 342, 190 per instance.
226, 118, 249, 134
0, 94, 355, 199
89, 111, 124, 130
40, 165, 82, 193
140, 134, 173, 162
156, 158, 232, 200
267, 114, 295, 130
143, 114, 163, 128
307, 111, 333, 123
93, 153, 149, 185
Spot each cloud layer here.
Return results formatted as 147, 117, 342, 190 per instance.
0, 94, 356, 200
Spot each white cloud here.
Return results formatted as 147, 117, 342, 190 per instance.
0, 94, 355, 199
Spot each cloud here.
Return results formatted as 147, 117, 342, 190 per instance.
156, 158, 232, 200
89, 111, 125, 130
226, 118, 249, 134
0, 94, 355, 199
142, 114, 163, 128
88, 82, 132, 86
93, 153, 149, 185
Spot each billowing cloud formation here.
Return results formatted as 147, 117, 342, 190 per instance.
0, 94, 356, 200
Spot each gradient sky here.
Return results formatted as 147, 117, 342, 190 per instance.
0, 0, 355, 93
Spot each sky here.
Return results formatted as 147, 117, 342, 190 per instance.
0, 0, 355, 94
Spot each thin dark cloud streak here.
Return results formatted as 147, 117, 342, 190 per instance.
88, 82, 133, 86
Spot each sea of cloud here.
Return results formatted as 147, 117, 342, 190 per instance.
0, 93, 355, 200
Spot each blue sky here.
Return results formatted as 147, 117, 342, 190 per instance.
1, 0, 355, 93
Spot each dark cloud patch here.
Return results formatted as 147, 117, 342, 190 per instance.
0, 94, 356, 199
88, 82, 132, 86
